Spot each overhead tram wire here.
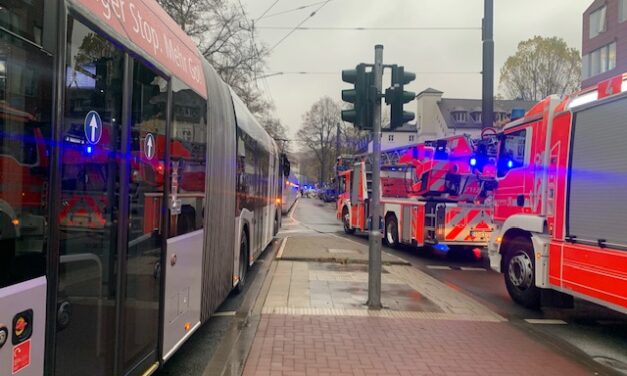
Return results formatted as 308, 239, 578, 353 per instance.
256, 0, 281, 21
257, 26, 481, 31
258, 0, 333, 20
267, 0, 333, 53
257, 71, 480, 79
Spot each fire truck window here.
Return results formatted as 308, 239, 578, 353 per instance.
339, 176, 346, 193
497, 129, 526, 177
168, 79, 207, 238
0, 30, 52, 289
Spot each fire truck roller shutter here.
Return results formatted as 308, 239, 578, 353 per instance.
568, 95, 627, 249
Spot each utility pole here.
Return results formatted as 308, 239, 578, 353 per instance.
336, 121, 341, 158
481, 0, 494, 129
367, 44, 383, 310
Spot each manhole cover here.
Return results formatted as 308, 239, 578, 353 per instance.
328, 248, 358, 254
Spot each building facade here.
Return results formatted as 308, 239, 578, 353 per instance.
582, 0, 627, 87
414, 88, 534, 143
364, 88, 534, 152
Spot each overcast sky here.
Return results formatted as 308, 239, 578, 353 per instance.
241, 0, 590, 139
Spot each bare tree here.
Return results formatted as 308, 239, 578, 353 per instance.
158, 0, 270, 115
297, 97, 342, 184
500, 36, 581, 101
261, 115, 290, 151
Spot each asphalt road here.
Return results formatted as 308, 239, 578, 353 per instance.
297, 197, 627, 376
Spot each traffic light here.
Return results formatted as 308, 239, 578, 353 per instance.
385, 65, 416, 129
341, 64, 373, 130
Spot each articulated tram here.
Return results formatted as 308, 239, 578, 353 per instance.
0, 1, 283, 375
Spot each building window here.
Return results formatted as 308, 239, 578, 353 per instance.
589, 6, 606, 38
621, 0, 627, 22
409, 135, 415, 142
583, 42, 616, 78
470, 111, 482, 123
388, 134, 394, 142
451, 111, 467, 123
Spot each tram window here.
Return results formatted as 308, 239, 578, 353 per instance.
169, 79, 207, 237
0, 31, 52, 289
0, 0, 45, 44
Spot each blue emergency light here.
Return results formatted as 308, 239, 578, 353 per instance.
470, 157, 477, 167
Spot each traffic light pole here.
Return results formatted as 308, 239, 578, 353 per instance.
367, 44, 383, 310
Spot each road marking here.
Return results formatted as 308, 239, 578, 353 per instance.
277, 229, 315, 234
275, 237, 288, 259
426, 265, 452, 270
460, 267, 487, 271
212, 311, 237, 317
288, 199, 300, 223
524, 319, 568, 325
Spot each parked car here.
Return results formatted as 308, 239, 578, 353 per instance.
320, 188, 337, 203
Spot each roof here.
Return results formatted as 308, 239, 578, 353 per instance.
437, 98, 536, 129
417, 87, 444, 97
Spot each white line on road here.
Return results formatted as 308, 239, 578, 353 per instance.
524, 319, 568, 325
276, 237, 288, 259
426, 265, 453, 270
277, 229, 315, 234
212, 311, 237, 317
460, 267, 487, 271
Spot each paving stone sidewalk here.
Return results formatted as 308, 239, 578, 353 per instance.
277, 235, 410, 265
243, 233, 593, 375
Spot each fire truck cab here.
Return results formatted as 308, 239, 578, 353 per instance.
489, 74, 627, 313
338, 134, 497, 253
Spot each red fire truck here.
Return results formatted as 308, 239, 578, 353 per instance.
488, 74, 627, 313
337, 134, 497, 253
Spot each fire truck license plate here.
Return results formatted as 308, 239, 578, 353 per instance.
471, 231, 489, 239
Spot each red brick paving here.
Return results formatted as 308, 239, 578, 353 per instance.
243, 314, 592, 376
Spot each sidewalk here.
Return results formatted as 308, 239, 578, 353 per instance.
243, 232, 593, 376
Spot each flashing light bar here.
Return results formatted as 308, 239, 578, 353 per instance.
567, 91, 598, 109
470, 157, 477, 167
568, 77, 627, 110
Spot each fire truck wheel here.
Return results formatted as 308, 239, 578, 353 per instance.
342, 207, 355, 234
235, 232, 249, 295
503, 236, 540, 309
385, 215, 400, 249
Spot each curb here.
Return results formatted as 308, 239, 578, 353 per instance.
275, 255, 411, 266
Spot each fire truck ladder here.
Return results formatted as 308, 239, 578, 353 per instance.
424, 201, 438, 242
365, 162, 373, 198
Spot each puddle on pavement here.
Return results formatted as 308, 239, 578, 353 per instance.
308, 262, 390, 274
309, 279, 443, 313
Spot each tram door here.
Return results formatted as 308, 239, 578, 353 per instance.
0, 9, 53, 375
56, 18, 165, 376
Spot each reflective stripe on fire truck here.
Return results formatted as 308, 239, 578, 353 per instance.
59, 195, 107, 229
444, 207, 493, 242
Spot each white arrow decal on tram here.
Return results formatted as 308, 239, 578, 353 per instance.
147, 136, 153, 157
89, 115, 99, 143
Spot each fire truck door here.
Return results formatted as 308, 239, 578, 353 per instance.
494, 127, 532, 222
